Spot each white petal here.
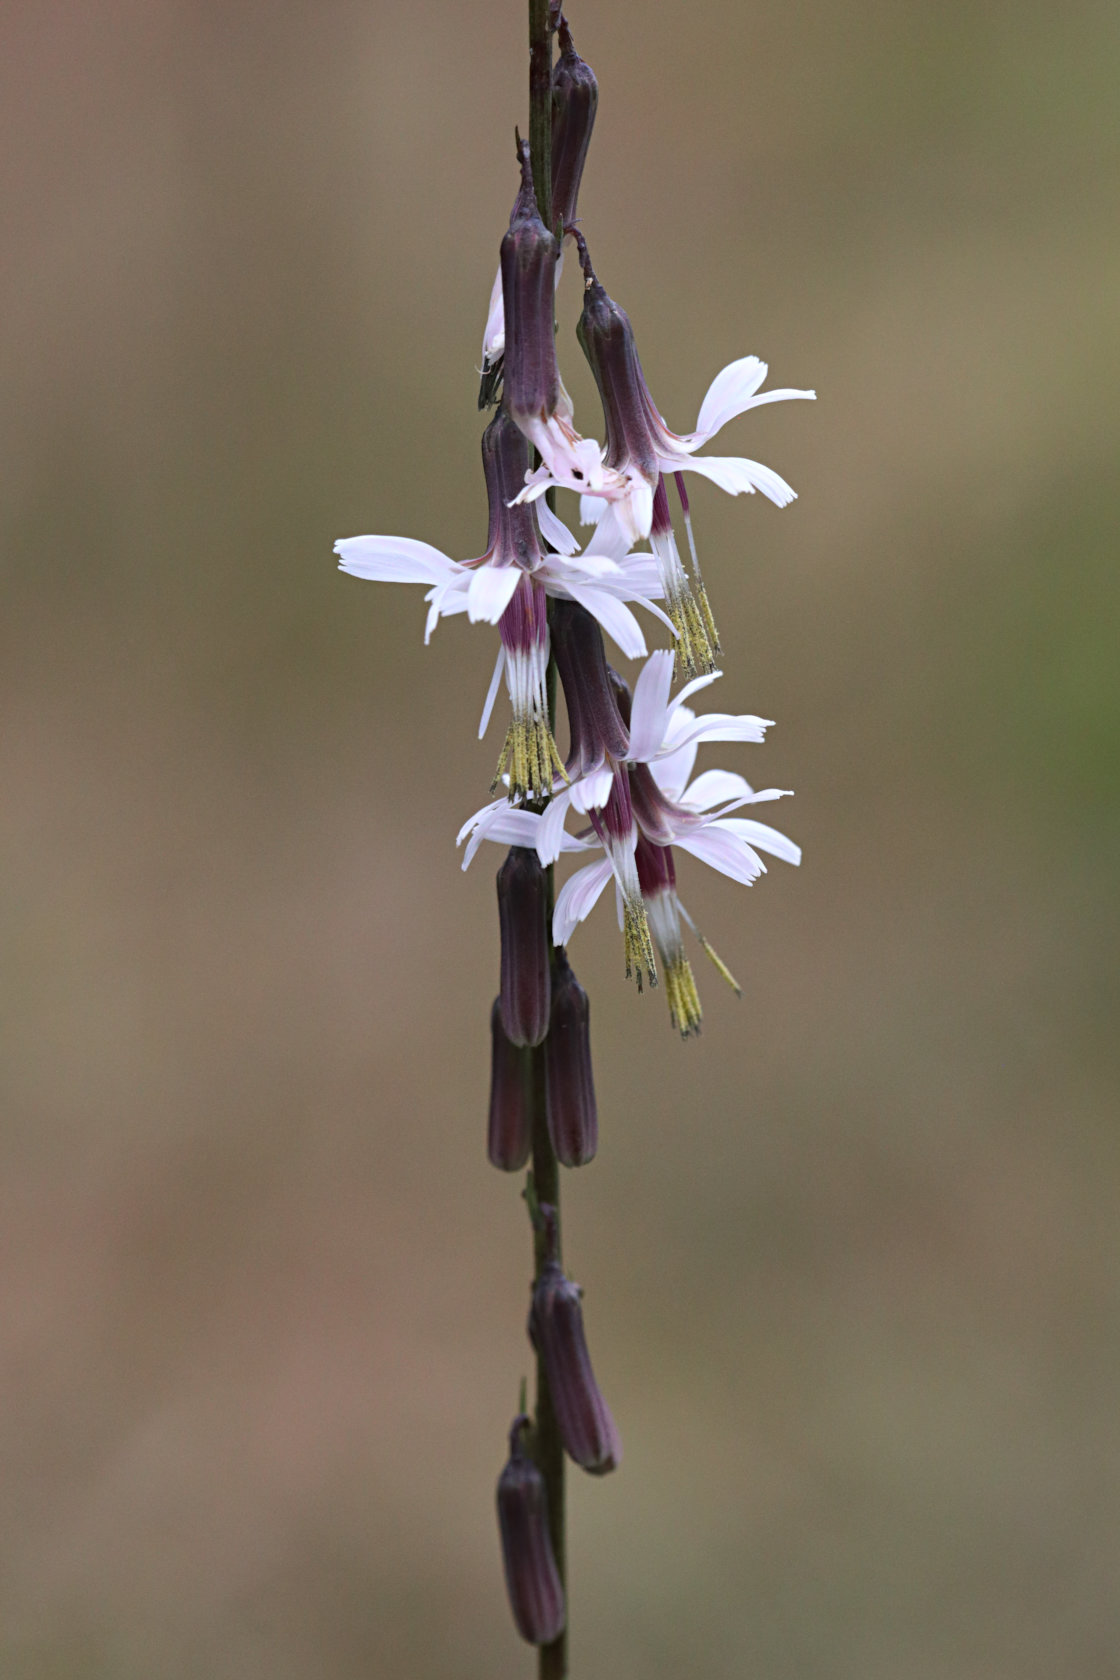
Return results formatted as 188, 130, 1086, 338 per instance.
481, 264, 504, 362
537, 499, 580, 556
666, 710, 773, 751
335, 535, 457, 585
673, 671, 722, 709
693, 356, 769, 440
712, 817, 802, 866
679, 455, 798, 507
466, 563, 522, 624
569, 765, 615, 813
461, 804, 544, 869
650, 739, 698, 800
678, 769, 754, 810
564, 583, 648, 660
536, 788, 575, 866
627, 651, 675, 762
478, 647, 506, 739
553, 859, 614, 945
674, 827, 766, 886
580, 494, 607, 528
585, 502, 634, 561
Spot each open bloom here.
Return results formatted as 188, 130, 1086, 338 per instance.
517, 232, 815, 673
457, 650, 800, 1030
336, 407, 667, 801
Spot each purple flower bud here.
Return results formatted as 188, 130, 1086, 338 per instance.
488, 998, 532, 1171
496, 1414, 566, 1646
545, 949, 597, 1167
529, 1214, 621, 1475
574, 232, 659, 485
497, 847, 551, 1048
501, 137, 561, 436
551, 18, 598, 234
550, 598, 629, 778
480, 406, 542, 567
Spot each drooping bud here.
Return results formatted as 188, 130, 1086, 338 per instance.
496, 1414, 566, 1646
550, 598, 629, 779
501, 137, 562, 440
488, 998, 532, 1171
575, 233, 660, 493
545, 948, 597, 1166
497, 847, 551, 1047
529, 1210, 621, 1475
551, 18, 598, 235
480, 406, 544, 566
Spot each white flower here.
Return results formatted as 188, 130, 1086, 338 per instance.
335, 410, 670, 802
456, 648, 800, 1031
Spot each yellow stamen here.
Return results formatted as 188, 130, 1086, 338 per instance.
622, 896, 658, 992
663, 951, 703, 1037
492, 717, 568, 804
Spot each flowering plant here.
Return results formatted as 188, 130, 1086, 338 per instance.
336, 4, 811, 1670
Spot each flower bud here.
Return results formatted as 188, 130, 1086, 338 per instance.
488, 998, 532, 1171
529, 1213, 621, 1475
551, 19, 598, 234
501, 137, 561, 434
497, 847, 551, 1048
550, 598, 629, 778
496, 1414, 566, 1646
545, 949, 597, 1167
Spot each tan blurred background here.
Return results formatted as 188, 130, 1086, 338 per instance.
2, 2, 1118, 1675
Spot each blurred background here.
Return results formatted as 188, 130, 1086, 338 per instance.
2, 2, 1118, 1676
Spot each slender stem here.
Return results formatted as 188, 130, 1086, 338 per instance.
527, 7, 566, 1676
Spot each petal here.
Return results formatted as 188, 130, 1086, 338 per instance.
537, 499, 581, 556
478, 647, 506, 739
678, 768, 754, 810
665, 710, 773, 751
693, 356, 769, 440
678, 455, 798, 508
563, 583, 648, 660
536, 788, 575, 866
553, 859, 614, 945
569, 766, 616, 814
650, 738, 698, 800
461, 803, 545, 869
674, 826, 766, 886
712, 817, 802, 866
467, 563, 523, 624
580, 494, 607, 528
627, 651, 675, 762
335, 535, 458, 585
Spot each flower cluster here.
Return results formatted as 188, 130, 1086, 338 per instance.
335, 6, 811, 1655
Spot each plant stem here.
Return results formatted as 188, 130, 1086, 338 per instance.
527, 8, 566, 1676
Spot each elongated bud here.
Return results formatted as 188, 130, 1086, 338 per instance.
529, 1210, 621, 1474
574, 231, 659, 483
550, 598, 629, 777
551, 18, 598, 234
498, 847, 551, 1048
488, 999, 532, 1170
501, 137, 561, 433
496, 1414, 566, 1646
545, 949, 597, 1166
